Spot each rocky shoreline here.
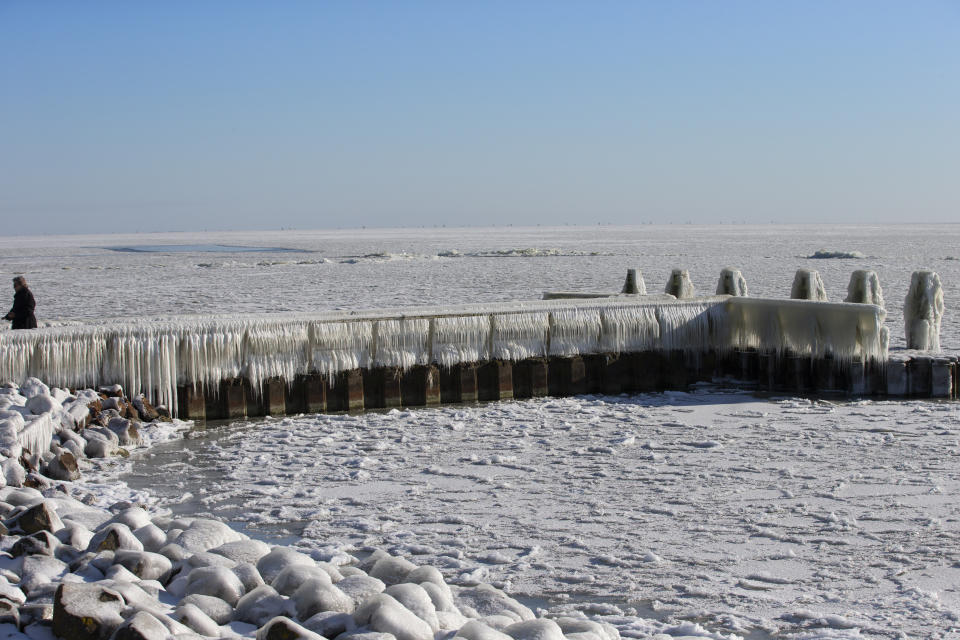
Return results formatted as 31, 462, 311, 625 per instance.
0, 380, 622, 640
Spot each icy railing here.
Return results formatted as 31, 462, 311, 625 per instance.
0, 296, 886, 415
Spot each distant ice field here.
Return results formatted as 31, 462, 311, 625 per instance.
1, 224, 957, 352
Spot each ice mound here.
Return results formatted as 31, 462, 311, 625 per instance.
806, 250, 866, 259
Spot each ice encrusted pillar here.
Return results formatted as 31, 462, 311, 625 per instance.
716, 268, 747, 296
791, 269, 828, 301
845, 269, 889, 351
665, 269, 695, 299
621, 269, 647, 295
904, 270, 944, 352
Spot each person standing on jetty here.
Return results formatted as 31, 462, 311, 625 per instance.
4, 276, 37, 329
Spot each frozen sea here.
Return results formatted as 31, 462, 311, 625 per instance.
2, 224, 959, 638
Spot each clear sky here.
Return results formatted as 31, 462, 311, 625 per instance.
1, 1, 957, 234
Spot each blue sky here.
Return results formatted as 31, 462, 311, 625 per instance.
1, 1, 957, 234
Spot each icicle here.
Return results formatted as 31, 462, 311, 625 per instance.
904, 270, 944, 352
599, 306, 660, 354
372, 317, 431, 369
845, 270, 884, 308
19, 413, 57, 456
309, 321, 373, 377
791, 269, 828, 301
491, 312, 549, 361
726, 297, 886, 363
431, 316, 490, 366
716, 268, 748, 296
549, 309, 602, 356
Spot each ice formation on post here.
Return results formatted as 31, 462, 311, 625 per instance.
844, 270, 884, 308
665, 269, 695, 299
904, 270, 944, 352
716, 268, 748, 297
621, 269, 647, 295
790, 269, 828, 301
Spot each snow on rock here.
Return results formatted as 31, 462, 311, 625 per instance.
257, 547, 317, 584
354, 593, 435, 640
175, 518, 245, 553
272, 564, 332, 596
368, 554, 417, 586
292, 578, 354, 619
235, 584, 291, 626
185, 565, 247, 605
52, 582, 125, 640
503, 618, 567, 640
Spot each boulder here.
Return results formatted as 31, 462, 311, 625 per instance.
455, 620, 514, 640
106, 417, 141, 447
210, 538, 272, 565
272, 564, 331, 596
235, 584, 290, 627
44, 450, 80, 481
87, 523, 144, 553
293, 577, 354, 619
11, 530, 60, 557
455, 584, 535, 622
354, 593, 434, 640
132, 523, 167, 552
256, 616, 326, 640
110, 610, 169, 640
368, 555, 417, 586
110, 506, 152, 531
112, 550, 174, 582
19, 555, 69, 595
173, 602, 222, 637
16, 500, 64, 534
256, 546, 316, 584
52, 582, 125, 640
233, 561, 266, 592
502, 619, 566, 640
336, 574, 385, 604
384, 583, 439, 632
175, 518, 244, 553
301, 610, 356, 638
181, 593, 234, 625
185, 565, 246, 605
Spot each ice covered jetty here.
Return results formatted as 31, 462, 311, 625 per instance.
0, 296, 955, 419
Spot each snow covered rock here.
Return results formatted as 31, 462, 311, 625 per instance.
173, 602, 222, 637
455, 620, 515, 640
256, 546, 316, 584
175, 518, 245, 553
368, 555, 417, 586
301, 610, 357, 638
25, 394, 62, 416
132, 523, 167, 552
502, 618, 565, 640
233, 561, 267, 592
354, 593, 434, 640
210, 538, 272, 565
87, 523, 144, 553
256, 616, 326, 640
336, 574, 386, 604
185, 565, 246, 605
292, 577, 354, 618
44, 450, 80, 481
52, 582, 125, 640
272, 564, 331, 596
455, 584, 535, 622
15, 500, 64, 535
180, 593, 234, 625
106, 417, 141, 447
19, 555, 69, 595
384, 583, 439, 632
235, 584, 291, 626
112, 550, 174, 582
554, 617, 620, 640
110, 610, 169, 640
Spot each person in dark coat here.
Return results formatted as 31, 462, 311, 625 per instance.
5, 276, 37, 329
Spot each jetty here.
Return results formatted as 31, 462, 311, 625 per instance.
1, 267, 955, 420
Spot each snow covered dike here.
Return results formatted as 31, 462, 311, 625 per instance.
0, 295, 955, 422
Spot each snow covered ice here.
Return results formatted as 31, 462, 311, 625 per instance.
1, 224, 959, 638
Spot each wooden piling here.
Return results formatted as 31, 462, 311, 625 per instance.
177, 385, 206, 421
477, 360, 513, 402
